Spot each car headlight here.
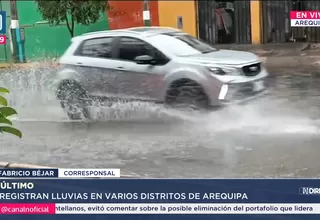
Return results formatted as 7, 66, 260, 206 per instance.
209, 67, 240, 76
208, 67, 225, 75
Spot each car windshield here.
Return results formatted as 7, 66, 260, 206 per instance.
148, 32, 216, 56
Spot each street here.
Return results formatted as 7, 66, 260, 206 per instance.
0, 67, 320, 178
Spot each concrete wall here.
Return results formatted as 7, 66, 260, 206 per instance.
17, 1, 109, 61
158, 1, 197, 37
15, 1, 160, 61
157, 0, 263, 43
107, 1, 159, 29
0, 0, 267, 63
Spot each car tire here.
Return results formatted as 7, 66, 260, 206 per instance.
166, 81, 210, 111
57, 80, 91, 120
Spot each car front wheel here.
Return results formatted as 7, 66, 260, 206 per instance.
57, 80, 91, 120
165, 81, 210, 111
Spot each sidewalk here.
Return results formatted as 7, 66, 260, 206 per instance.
215, 42, 320, 68
214, 42, 311, 56
0, 60, 58, 69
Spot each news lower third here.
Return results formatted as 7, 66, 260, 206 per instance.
0, 168, 120, 178
0, 170, 318, 215
0, 203, 317, 215
0, 179, 316, 215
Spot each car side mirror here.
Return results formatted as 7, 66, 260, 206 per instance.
134, 55, 155, 65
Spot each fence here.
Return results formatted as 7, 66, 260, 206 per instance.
262, 0, 320, 43
197, 0, 251, 44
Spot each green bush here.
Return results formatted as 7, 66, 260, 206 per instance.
0, 87, 22, 138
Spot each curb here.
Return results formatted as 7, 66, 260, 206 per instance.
261, 55, 320, 69
0, 161, 140, 178
0, 162, 53, 169
0, 64, 10, 68
214, 42, 310, 54
0, 62, 58, 69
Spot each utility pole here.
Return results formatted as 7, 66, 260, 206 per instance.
10, 0, 18, 62
143, 0, 151, 27
10, 0, 25, 63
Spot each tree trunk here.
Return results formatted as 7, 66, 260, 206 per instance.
65, 14, 74, 37
71, 16, 75, 37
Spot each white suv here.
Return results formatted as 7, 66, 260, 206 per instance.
55, 27, 268, 120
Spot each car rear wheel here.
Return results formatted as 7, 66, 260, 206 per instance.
57, 80, 91, 120
166, 80, 210, 111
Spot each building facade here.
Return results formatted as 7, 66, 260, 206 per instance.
156, 0, 320, 44
260, 0, 320, 43
1, 0, 320, 63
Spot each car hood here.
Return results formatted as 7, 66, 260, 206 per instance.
179, 49, 260, 66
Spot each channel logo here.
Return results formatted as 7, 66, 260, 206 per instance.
0, 11, 6, 34
0, 36, 6, 45
299, 187, 320, 195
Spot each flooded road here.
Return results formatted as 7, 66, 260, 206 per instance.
0, 67, 320, 178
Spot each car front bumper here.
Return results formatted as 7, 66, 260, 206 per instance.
215, 74, 269, 106
219, 87, 268, 106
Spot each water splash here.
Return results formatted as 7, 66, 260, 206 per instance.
0, 64, 63, 121
192, 97, 320, 135
0, 65, 318, 136
0, 65, 199, 122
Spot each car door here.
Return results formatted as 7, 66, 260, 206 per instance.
107, 36, 168, 102
72, 36, 119, 96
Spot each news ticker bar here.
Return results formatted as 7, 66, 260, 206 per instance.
0, 203, 319, 214
0, 169, 120, 178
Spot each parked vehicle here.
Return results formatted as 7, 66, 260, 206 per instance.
55, 27, 269, 120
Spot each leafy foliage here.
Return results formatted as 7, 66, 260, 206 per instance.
35, 0, 108, 37
0, 87, 22, 138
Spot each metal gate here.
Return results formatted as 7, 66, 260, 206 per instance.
301, 1, 320, 42
198, 1, 217, 45
262, 1, 320, 43
197, 0, 251, 44
233, 1, 251, 44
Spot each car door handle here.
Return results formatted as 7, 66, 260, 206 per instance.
76, 62, 85, 67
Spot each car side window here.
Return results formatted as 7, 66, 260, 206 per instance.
117, 37, 164, 62
76, 37, 114, 59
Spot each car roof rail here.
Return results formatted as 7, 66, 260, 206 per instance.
82, 30, 111, 36
81, 29, 141, 37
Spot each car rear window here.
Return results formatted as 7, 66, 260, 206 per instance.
75, 37, 114, 58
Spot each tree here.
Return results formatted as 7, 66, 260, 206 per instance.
0, 87, 22, 138
35, 0, 108, 37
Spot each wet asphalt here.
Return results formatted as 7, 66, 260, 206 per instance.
0, 67, 320, 178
